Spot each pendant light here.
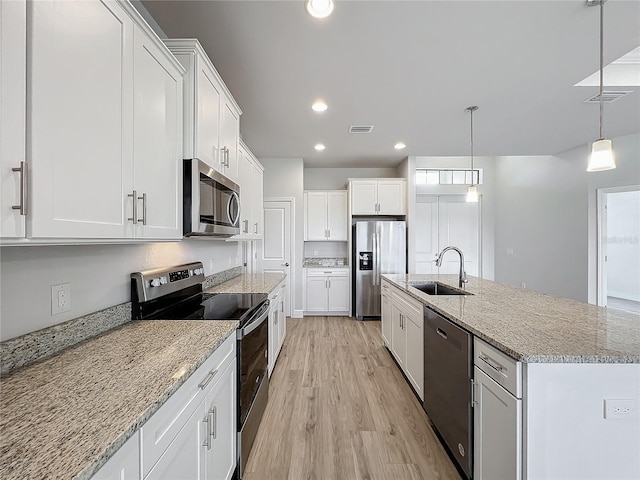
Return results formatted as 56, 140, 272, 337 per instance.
465, 106, 479, 203
587, 0, 616, 172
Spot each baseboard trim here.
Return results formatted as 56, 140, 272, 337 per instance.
292, 309, 304, 318
608, 291, 640, 302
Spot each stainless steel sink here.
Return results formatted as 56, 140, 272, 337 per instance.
409, 282, 472, 296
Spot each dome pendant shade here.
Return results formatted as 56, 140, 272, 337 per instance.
588, 138, 616, 171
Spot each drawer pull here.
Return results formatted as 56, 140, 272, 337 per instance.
198, 369, 218, 390
479, 354, 505, 373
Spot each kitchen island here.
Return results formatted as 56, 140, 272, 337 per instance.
383, 273, 640, 480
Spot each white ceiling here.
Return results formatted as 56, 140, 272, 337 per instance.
142, 0, 640, 168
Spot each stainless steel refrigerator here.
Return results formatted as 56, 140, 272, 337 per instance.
354, 220, 406, 320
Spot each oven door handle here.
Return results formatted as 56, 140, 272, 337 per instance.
237, 301, 270, 338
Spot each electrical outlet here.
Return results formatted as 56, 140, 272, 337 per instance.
51, 283, 71, 315
604, 399, 636, 419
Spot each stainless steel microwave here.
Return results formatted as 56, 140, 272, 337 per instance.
183, 159, 240, 237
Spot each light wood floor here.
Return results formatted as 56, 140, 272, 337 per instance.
244, 316, 462, 480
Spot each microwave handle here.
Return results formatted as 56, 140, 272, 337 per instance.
227, 191, 241, 226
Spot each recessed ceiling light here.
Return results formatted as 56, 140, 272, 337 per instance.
314, 143, 326, 151
306, 0, 334, 19
312, 101, 328, 112
394, 142, 406, 150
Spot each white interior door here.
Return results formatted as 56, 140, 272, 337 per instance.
415, 195, 480, 276
263, 199, 292, 316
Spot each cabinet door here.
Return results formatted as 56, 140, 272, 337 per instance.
237, 148, 253, 234
252, 163, 263, 236
327, 276, 349, 311
381, 285, 392, 346
0, 0, 26, 239
405, 313, 424, 400
350, 181, 377, 215
390, 304, 406, 367
377, 180, 405, 214
145, 400, 207, 480
132, 25, 182, 239
268, 303, 279, 376
305, 192, 328, 240
219, 97, 239, 181
92, 432, 140, 480
29, 0, 134, 238
474, 367, 522, 480
277, 287, 286, 351
196, 61, 221, 169
326, 191, 347, 240
204, 360, 237, 480
305, 277, 328, 311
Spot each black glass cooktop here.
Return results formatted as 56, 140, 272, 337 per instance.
143, 291, 268, 326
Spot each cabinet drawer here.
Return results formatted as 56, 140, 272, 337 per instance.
391, 289, 422, 320
474, 337, 521, 398
306, 268, 349, 277
141, 333, 235, 477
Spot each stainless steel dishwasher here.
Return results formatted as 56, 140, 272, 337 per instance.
423, 306, 473, 480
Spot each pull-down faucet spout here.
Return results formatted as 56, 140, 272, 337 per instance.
435, 246, 468, 289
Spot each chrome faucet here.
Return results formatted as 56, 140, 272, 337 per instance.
435, 246, 468, 289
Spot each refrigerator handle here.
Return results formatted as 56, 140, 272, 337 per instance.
376, 232, 381, 285
372, 232, 378, 286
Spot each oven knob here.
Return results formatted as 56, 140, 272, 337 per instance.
199, 268, 204, 275
160, 276, 168, 285
150, 278, 161, 287
189, 269, 194, 276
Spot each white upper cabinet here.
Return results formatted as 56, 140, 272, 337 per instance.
304, 191, 347, 241
349, 179, 406, 215
236, 140, 264, 238
4, 0, 184, 242
164, 39, 241, 182
132, 24, 183, 239
0, 0, 26, 239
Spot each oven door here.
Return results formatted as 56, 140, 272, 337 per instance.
237, 300, 269, 426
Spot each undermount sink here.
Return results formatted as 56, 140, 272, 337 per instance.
409, 282, 472, 296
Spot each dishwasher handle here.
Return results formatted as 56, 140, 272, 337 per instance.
436, 327, 448, 340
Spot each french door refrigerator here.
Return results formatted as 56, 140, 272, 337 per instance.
354, 220, 406, 320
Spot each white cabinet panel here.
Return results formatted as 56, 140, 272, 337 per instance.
305, 192, 328, 240
377, 180, 405, 214
381, 281, 392, 346
327, 276, 349, 311
132, 25, 182, 239
390, 303, 406, 368
236, 142, 264, 238
252, 162, 264, 236
29, 0, 135, 238
304, 269, 349, 314
350, 181, 377, 215
219, 98, 239, 181
92, 432, 140, 480
0, 0, 27, 239
349, 179, 405, 216
304, 190, 347, 241
326, 191, 347, 240
268, 280, 287, 376
405, 312, 424, 400
305, 277, 328, 312
196, 62, 221, 168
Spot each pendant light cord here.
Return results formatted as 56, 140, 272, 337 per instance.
470, 109, 474, 180
599, 0, 604, 140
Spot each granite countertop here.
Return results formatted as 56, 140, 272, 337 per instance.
0, 320, 238, 480
205, 272, 286, 294
382, 274, 640, 364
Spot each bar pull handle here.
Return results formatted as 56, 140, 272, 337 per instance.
209, 406, 217, 440
254, 222, 258, 234
479, 354, 505, 373
11, 162, 27, 215
138, 193, 147, 225
128, 190, 138, 224
436, 327, 448, 339
198, 369, 218, 390
202, 414, 211, 450
471, 378, 478, 407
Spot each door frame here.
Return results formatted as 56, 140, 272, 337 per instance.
596, 185, 640, 307
263, 197, 296, 318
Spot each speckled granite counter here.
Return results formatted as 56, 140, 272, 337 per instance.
0, 320, 237, 480
382, 274, 640, 363
205, 272, 286, 294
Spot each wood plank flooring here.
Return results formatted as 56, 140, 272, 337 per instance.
244, 316, 462, 480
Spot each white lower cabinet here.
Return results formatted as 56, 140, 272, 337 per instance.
473, 337, 522, 480
92, 432, 140, 480
268, 280, 287, 376
382, 279, 424, 400
92, 334, 237, 480
304, 269, 349, 315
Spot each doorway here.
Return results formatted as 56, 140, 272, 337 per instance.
263, 197, 294, 317
415, 195, 481, 276
597, 186, 640, 314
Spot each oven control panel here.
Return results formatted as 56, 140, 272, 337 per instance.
131, 262, 206, 302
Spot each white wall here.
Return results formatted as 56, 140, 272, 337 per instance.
411, 156, 496, 280
260, 158, 304, 317
0, 240, 241, 341
494, 133, 640, 303
303, 167, 399, 190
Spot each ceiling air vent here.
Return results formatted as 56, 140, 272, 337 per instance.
349, 125, 374, 134
583, 90, 632, 103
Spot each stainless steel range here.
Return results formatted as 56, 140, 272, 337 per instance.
131, 262, 270, 479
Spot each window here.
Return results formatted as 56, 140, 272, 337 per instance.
415, 168, 482, 186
